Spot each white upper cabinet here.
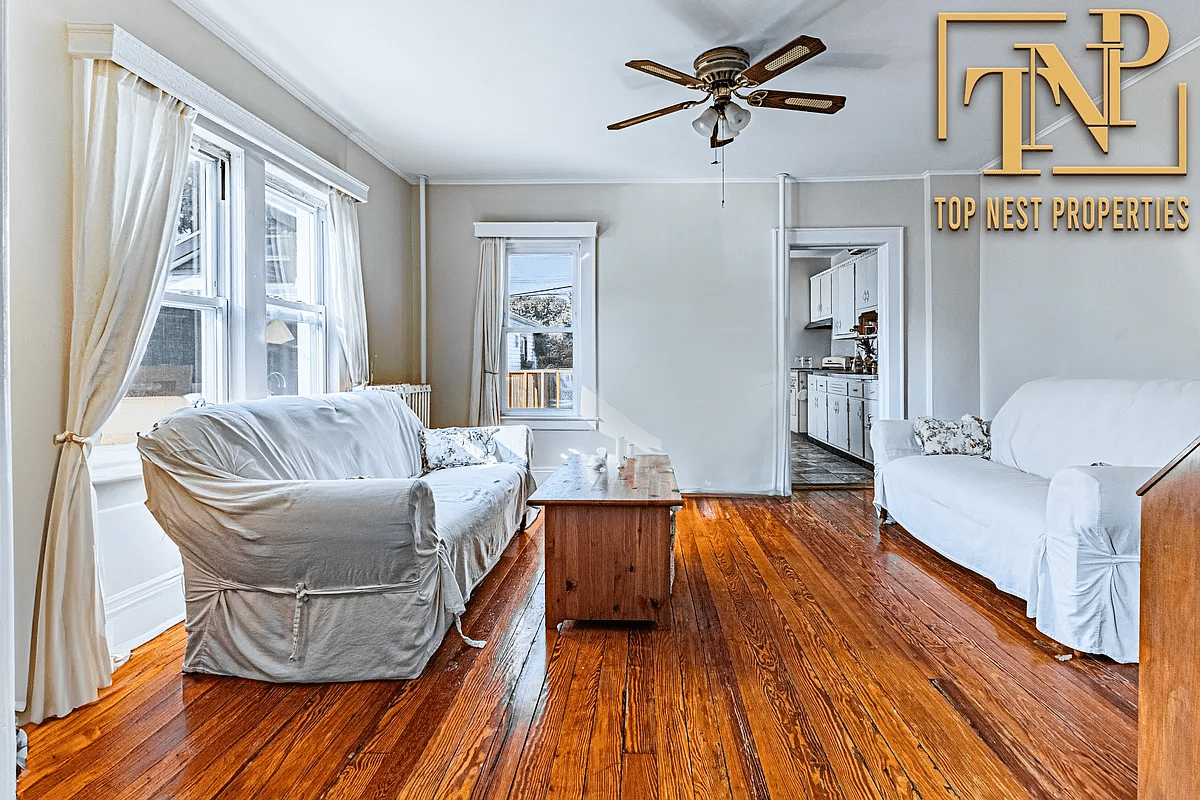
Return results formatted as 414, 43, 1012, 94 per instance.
832, 262, 856, 339
809, 270, 833, 322
855, 251, 879, 312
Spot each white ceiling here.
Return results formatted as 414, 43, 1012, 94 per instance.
173, 0, 1200, 183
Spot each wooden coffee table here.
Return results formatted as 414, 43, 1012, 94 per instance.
528, 454, 682, 628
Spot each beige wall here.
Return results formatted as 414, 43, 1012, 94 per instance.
425, 182, 781, 493
926, 173, 981, 418
7, 0, 413, 703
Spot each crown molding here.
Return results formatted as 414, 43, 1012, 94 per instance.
67, 23, 370, 201
169, 0, 415, 185
427, 172, 945, 186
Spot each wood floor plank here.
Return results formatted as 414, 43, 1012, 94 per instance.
545, 628, 606, 799
621, 752, 659, 800
18, 494, 1136, 800
624, 626, 657, 755
582, 630, 628, 800
695, 513, 844, 800
666, 525, 735, 800
503, 623, 583, 800
393, 576, 545, 800
728, 503, 946, 800
788, 495, 1136, 798
717, 500, 920, 800
113, 681, 322, 800
678, 526, 774, 800
743, 496, 1036, 800
469, 580, 553, 800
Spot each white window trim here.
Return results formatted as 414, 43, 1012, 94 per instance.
475, 222, 598, 427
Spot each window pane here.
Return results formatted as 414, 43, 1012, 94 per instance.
166, 154, 215, 297
508, 253, 573, 328
266, 313, 324, 396
127, 306, 208, 397
505, 332, 573, 410
266, 190, 318, 304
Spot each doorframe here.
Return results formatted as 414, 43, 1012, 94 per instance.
1, 0, 17, 790
773, 226, 905, 495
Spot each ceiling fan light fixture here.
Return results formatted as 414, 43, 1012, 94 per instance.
725, 101, 751, 132
691, 106, 719, 137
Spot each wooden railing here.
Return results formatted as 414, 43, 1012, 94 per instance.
508, 369, 571, 410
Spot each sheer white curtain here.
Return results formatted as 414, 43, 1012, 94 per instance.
468, 237, 504, 425
22, 61, 195, 723
328, 190, 370, 388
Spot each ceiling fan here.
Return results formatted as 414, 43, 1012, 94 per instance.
608, 34, 846, 148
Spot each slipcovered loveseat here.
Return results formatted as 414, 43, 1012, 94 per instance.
872, 377, 1200, 663
138, 389, 535, 682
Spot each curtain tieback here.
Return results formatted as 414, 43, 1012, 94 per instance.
54, 430, 93, 456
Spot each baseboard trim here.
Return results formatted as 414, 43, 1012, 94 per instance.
105, 568, 185, 656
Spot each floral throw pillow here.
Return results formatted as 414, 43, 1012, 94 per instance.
419, 427, 501, 472
913, 415, 991, 457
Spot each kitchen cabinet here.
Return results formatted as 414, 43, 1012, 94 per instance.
789, 371, 801, 434
832, 262, 857, 339
864, 381, 880, 462
809, 270, 833, 322
848, 397, 866, 458
826, 378, 850, 451
805, 373, 877, 464
807, 374, 827, 441
855, 251, 879, 312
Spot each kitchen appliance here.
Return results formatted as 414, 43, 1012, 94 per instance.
822, 356, 851, 370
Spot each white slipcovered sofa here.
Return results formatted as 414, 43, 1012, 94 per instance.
871, 377, 1200, 663
138, 389, 535, 682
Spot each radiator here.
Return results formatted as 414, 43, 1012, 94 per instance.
366, 383, 431, 427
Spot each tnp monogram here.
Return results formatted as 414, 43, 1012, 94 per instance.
937, 10, 1187, 176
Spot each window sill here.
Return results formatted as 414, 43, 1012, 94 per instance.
90, 443, 144, 485
500, 416, 598, 431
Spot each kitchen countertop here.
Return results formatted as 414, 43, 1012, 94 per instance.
792, 368, 879, 379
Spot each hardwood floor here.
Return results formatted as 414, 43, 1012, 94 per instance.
18, 491, 1137, 799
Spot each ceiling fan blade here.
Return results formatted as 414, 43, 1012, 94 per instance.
608, 100, 700, 130
737, 35, 826, 87
745, 90, 845, 114
625, 60, 706, 90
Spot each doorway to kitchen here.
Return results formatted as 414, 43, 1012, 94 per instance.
774, 227, 905, 495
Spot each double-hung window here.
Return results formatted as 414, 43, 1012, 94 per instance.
503, 241, 579, 414
478, 222, 597, 424
264, 175, 328, 396
103, 129, 338, 444
105, 142, 230, 445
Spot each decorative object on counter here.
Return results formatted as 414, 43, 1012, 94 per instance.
799, 356, 813, 368
851, 355, 865, 374
850, 323, 877, 374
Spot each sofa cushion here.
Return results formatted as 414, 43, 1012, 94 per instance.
881, 454, 1048, 599
990, 377, 1200, 479
421, 463, 527, 601
420, 426, 501, 472
913, 415, 991, 457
